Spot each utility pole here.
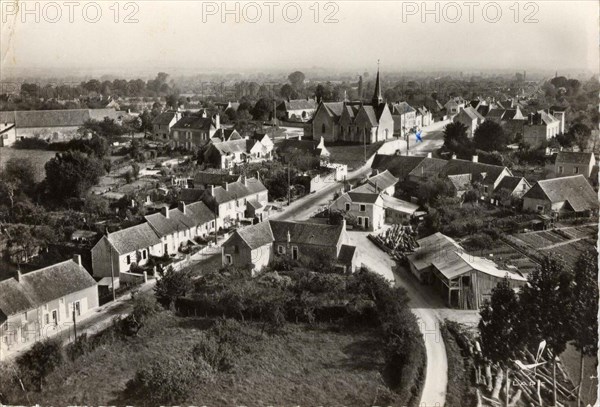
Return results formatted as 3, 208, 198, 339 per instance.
72, 307, 77, 339
287, 165, 291, 206
109, 241, 116, 301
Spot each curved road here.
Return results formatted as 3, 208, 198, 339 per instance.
276, 121, 449, 406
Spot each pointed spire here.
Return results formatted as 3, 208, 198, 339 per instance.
372, 60, 383, 106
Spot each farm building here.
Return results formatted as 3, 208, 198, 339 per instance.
407, 232, 527, 309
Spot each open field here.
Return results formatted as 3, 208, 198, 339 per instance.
1, 313, 397, 406
0, 147, 56, 182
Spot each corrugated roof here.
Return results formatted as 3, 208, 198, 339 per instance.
407, 232, 462, 272
380, 195, 419, 214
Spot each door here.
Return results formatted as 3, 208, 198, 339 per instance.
292, 246, 298, 260
52, 310, 58, 325
364, 217, 369, 229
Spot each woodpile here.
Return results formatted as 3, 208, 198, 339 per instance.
451, 326, 577, 407
367, 224, 419, 261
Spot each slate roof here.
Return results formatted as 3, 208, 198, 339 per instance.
172, 115, 214, 131
213, 128, 241, 141
212, 139, 248, 155
371, 154, 425, 179
153, 111, 177, 125
523, 175, 598, 212
360, 105, 379, 126
0, 109, 121, 128
270, 220, 344, 247
0, 260, 97, 317
193, 171, 240, 187
447, 174, 473, 192
185, 201, 215, 224
107, 223, 161, 254
366, 170, 399, 191
282, 99, 317, 111
494, 176, 526, 193
555, 151, 595, 165
393, 102, 416, 115
408, 158, 448, 179
441, 159, 509, 185
179, 188, 206, 204
347, 192, 380, 204
320, 102, 345, 121
235, 221, 275, 250
380, 194, 420, 215
486, 108, 506, 121
458, 106, 485, 121
337, 244, 357, 266
145, 212, 181, 236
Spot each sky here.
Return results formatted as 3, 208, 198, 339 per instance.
0, 0, 598, 77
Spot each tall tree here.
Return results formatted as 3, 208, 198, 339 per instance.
473, 121, 510, 151
44, 151, 105, 200
443, 122, 472, 155
288, 71, 306, 91
519, 255, 573, 356
479, 278, 524, 365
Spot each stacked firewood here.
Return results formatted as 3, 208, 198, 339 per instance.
451, 328, 577, 407
367, 224, 419, 261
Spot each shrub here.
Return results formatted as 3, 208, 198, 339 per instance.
192, 334, 235, 372
126, 356, 212, 404
66, 333, 91, 361
16, 339, 64, 391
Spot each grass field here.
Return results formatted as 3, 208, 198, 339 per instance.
0, 147, 56, 182
328, 141, 384, 170
4, 312, 398, 406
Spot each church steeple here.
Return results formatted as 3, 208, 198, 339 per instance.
372, 60, 383, 106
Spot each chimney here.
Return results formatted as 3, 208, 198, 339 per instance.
161, 206, 169, 218
225, 182, 229, 191
15, 269, 21, 282
341, 217, 347, 230
427, 152, 432, 158
241, 174, 247, 186
287, 230, 291, 243
211, 184, 215, 196
451, 153, 457, 160
472, 155, 478, 163
73, 254, 82, 266
215, 113, 221, 130
374, 169, 380, 175
178, 201, 186, 215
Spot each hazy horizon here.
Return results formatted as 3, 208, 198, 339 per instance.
1, 1, 598, 79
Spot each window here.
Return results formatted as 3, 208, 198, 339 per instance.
345, 203, 351, 211
321, 123, 326, 133
74, 301, 81, 317
359, 204, 366, 212
574, 166, 579, 174
52, 310, 58, 325
558, 165, 563, 174
536, 205, 544, 212
278, 245, 285, 254
225, 254, 232, 265
357, 217, 363, 226
126, 255, 131, 265
292, 246, 299, 260
142, 250, 147, 260
483, 186, 489, 194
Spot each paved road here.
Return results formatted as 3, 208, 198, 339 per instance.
278, 123, 451, 407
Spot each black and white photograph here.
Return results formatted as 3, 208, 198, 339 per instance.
0, 1, 598, 406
